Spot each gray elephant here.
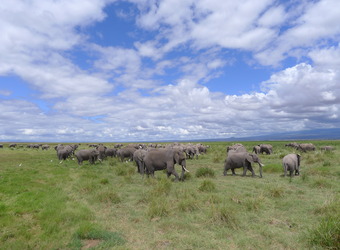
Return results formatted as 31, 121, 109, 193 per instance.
117, 147, 137, 162
227, 144, 247, 153
252, 145, 261, 154
57, 145, 74, 162
75, 149, 99, 165
223, 152, 264, 178
184, 145, 199, 159
143, 148, 189, 181
42, 144, 50, 150
320, 146, 334, 151
133, 149, 148, 174
285, 142, 299, 149
96, 144, 107, 161
259, 144, 273, 154
105, 148, 117, 158
297, 143, 316, 152
282, 154, 301, 177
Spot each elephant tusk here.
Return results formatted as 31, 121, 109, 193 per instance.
183, 166, 190, 172
259, 163, 265, 167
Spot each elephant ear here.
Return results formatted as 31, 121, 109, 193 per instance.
173, 150, 180, 164
245, 153, 254, 163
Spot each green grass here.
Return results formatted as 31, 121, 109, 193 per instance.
0, 140, 339, 249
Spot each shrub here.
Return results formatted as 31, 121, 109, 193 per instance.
195, 167, 215, 178
198, 180, 216, 192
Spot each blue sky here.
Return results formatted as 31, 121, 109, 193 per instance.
0, 0, 340, 142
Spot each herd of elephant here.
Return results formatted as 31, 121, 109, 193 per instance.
2, 141, 334, 180
52, 143, 204, 181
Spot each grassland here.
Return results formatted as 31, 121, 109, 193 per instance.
0, 141, 339, 249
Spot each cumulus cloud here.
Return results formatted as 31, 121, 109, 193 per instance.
0, 0, 340, 142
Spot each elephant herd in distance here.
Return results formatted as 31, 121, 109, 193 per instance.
1, 141, 336, 180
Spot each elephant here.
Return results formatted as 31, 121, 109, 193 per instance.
252, 145, 261, 154
320, 146, 334, 151
282, 154, 301, 177
9, 143, 17, 148
184, 145, 199, 159
75, 149, 99, 165
0, 144, 3, 148
227, 144, 247, 153
223, 152, 264, 178
143, 148, 189, 181
96, 144, 107, 161
105, 148, 117, 158
285, 142, 299, 149
297, 143, 315, 152
197, 144, 208, 154
133, 149, 148, 174
117, 147, 137, 162
42, 144, 50, 150
56, 145, 75, 162
259, 144, 273, 154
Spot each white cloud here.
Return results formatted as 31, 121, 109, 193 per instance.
0, 0, 340, 142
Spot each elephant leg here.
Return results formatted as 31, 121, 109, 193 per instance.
289, 169, 294, 177
295, 169, 300, 175
248, 165, 255, 177
231, 169, 236, 176
171, 169, 180, 181
242, 166, 248, 176
180, 167, 185, 181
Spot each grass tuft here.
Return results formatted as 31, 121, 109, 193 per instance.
195, 167, 215, 178
96, 190, 121, 204
198, 180, 216, 192
308, 215, 340, 249
100, 178, 109, 185
72, 223, 125, 248
209, 204, 239, 228
268, 185, 285, 198
147, 198, 170, 219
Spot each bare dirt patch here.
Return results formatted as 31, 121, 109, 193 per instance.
82, 239, 102, 249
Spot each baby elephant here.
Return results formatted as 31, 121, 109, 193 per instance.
282, 154, 301, 177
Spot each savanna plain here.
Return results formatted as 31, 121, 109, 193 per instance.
0, 141, 339, 249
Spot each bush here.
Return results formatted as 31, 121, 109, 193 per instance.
195, 167, 215, 178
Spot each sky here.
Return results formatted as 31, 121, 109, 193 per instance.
0, 0, 340, 142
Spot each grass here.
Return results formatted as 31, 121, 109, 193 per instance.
0, 140, 339, 249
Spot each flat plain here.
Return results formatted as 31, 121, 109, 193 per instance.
0, 141, 339, 249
